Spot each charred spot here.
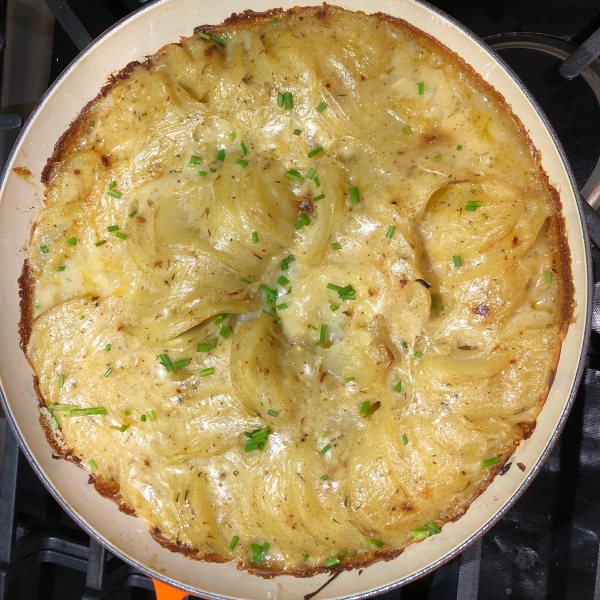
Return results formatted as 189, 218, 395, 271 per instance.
227, 291, 240, 296
137, 216, 146, 223
512, 236, 519, 246
242, 75, 254, 84
517, 462, 526, 472
74, 169, 80, 175
101, 155, 110, 167
401, 504, 413, 511
500, 462, 511, 476
475, 303, 489, 316
325, 83, 331, 88
91, 296, 99, 302
298, 195, 314, 213
361, 75, 366, 81
521, 421, 536, 440
548, 369, 556, 387
320, 371, 327, 383
205, 44, 217, 57
316, 5, 328, 18
424, 134, 437, 143
154, 260, 163, 267
368, 401, 381, 415
416, 278, 432, 289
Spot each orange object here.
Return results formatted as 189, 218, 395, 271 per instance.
152, 578, 188, 600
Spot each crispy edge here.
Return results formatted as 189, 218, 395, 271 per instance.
23, 3, 576, 576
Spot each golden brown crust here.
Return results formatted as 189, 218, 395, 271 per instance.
22, 3, 576, 577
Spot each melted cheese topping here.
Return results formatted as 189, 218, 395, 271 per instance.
25, 6, 570, 574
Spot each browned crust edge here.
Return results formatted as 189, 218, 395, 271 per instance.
21, 2, 576, 579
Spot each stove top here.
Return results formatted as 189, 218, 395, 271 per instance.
1, 1, 600, 599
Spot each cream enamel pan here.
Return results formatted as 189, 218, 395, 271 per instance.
0, 1, 591, 598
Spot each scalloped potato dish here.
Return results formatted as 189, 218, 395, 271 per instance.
19, 4, 573, 576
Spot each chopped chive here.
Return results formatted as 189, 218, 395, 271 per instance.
197, 343, 211, 352
452, 255, 462, 267
306, 168, 315, 179
434, 155, 440, 162
240, 142, 248, 156
115, 232, 127, 240
159, 353, 174, 372
267, 409, 278, 417
104, 344, 111, 351
261, 284, 278, 305
330, 304, 339, 312
316, 101, 328, 112
56, 265, 66, 272
108, 181, 117, 189
293, 129, 301, 136
95, 240, 106, 246
230, 131, 237, 140
402, 342, 408, 349
411, 528, 430, 538
323, 557, 340, 567
275, 303, 288, 310
188, 155, 202, 167
89, 460, 98, 471
403, 125, 412, 136
369, 539, 384, 548
104, 368, 113, 377
198, 171, 208, 177
251, 231, 259, 244
217, 148, 226, 162
457, 145, 463, 150
107, 225, 119, 232
321, 475, 328, 480
481, 457, 499, 468
262, 309, 278, 319
123, 410, 131, 416
128, 209, 138, 218
431, 296, 437, 309
236, 159, 248, 167
211, 337, 218, 349
320, 443, 331, 455
240, 277, 252, 284
277, 275, 289, 286
283, 92, 293, 110
40, 245, 49, 253
302, 553, 309, 562
313, 193, 325, 202
219, 325, 232, 339
327, 282, 356, 301
349, 186, 360, 204
107, 189, 121, 199
395, 381, 402, 392
277, 92, 284, 108
79, 314, 85, 320
360, 400, 371, 415
250, 541, 270, 562
545, 271, 553, 283
320, 430, 328, 437
414, 352, 423, 358
233, 470, 239, 476
244, 426, 271, 452
296, 213, 311, 228
174, 359, 189, 369
331, 242, 342, 250
229, 536, 239, 551
285, 170, 305, 183
200, 367, 215, 377
281, 255, 296, 270
401, 433, 409, 445
214, 313, 229, 325
314, 176, 321, 188
192, 133, 199, 142
51, 414, 60, 428
66, 237, 77, 246
318, 323, 326, 344
59, 374, 65, 388
197, 31, 226, 47
386, 226, 396, 238
211, 168, 217, 173
307, 146, 324, 158
418, 81, 425, 95
35, 304, 40, 310
426, 522, 441, 535
141, 414, 147, 422
148, 410, 156, 421
307, 324, 317, 331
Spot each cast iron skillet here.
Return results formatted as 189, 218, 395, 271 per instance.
0, 1, 592, 598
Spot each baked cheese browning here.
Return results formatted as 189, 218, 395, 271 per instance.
23, 5, 573, 576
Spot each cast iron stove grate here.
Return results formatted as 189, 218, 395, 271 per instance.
2, 1, 600, 599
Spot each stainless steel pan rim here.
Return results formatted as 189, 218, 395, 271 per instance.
0, 0, 592, 598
